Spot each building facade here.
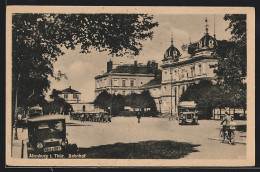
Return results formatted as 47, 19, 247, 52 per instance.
94, 19, 221, 115
58, 86, 103, 113
160, 32, 218, 115
59, 86, 81, 104
95, 60, 161, 96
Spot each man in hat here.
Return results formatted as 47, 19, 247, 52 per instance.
220, 111, 232, 143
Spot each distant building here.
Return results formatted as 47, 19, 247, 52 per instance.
59, 86, 81, 104
94, 60, 161, 96
58, 86, 103, 113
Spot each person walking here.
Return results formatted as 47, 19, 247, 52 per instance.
137, 110, 141, 123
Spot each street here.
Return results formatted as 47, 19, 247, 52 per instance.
13, 116, 246, 159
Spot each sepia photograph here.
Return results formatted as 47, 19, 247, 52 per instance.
5, 6, 255, 167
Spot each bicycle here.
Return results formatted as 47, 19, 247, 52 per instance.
219, 125, 235, 145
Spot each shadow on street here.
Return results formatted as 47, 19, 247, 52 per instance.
77, 140, 200, 159
236, 125, 246, 132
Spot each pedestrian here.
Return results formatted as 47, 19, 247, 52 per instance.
137, 110, 141, 123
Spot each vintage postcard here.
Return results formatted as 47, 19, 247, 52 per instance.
6, 6, 255, 167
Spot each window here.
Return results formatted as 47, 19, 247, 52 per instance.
122, 80, 126, 87
130, 80, 134, 87
209, 39, 214, 48
122, 91, 126, 95
113, 79, 118, 86
198, 64, 202, 75
64, 94, 68, 99
73, 94, 78, 99
191, 66, 195, 77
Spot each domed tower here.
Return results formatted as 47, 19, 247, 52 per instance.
162, 34, 181, 64
194, 17, 218, 56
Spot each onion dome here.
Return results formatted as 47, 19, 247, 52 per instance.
196, 34, 217, 51
163, 36, 181, 61
195, 17, 217, 52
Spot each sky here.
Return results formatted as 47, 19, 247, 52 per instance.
46, 14, 232, 102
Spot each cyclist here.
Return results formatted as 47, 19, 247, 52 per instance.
220, 111, 232, 143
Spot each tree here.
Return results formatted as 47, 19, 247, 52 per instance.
42, 97, 72, 115
93, 90, 112, 112
180, 80, 222, 119
125, 90, 157, 116
214, 14, 247, 112
111, 94, 125, 116
12, 14, 158, 111
49, 89, 62, 100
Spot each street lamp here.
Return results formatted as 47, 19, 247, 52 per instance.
14, 73, 20, 140
170, 67, 173, 119
110, 73, 112, 117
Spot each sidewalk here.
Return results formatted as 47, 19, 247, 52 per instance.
12, 128, 27, 158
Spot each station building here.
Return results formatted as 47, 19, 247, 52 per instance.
94, 60, 161, 97
94, 19, 225, 116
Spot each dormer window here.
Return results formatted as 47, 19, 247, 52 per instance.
198, 64, 202, 75
173, 51, 178, 57
209, 39, 214, 48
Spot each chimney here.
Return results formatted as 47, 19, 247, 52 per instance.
151, 61, 158, 74
133, 61, 138, 74
134, 60, 137, 67
147, 61, 151, 73
107, 60, 113, 73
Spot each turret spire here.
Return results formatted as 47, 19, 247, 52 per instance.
204, 17, 209, 35
213, 14, 216, 38
171, 32, 173, 46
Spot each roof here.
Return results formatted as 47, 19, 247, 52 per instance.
27, 115, 65, 122
141, 77, 162, 88
62, 87, 80, 94
178, 101, 197, 108
163, 45, 181, 60
110, 65, 159, 75
29, 106, 43, 110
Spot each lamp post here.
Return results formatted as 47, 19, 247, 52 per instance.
14, 73, 20, 140
110, 73, 112, 117
170, 67, 173, 118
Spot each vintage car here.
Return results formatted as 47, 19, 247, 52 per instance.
28, 106, 43, 118
177, 101, 198, 125
92, 112, 101, 122
20, 106, 44, 128
26, 115, 77, 157
99, 112, 111, 122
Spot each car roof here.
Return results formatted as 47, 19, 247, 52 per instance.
182, 112, 196, 114
27, 115, 65, 122
178, 101, 196, 108
29, 106, 43, 110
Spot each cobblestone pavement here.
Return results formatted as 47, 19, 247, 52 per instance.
12, 116, 246, 159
